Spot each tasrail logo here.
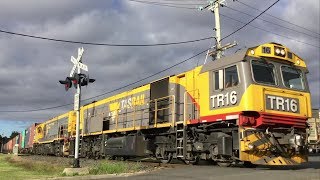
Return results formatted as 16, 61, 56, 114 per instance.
108, 94, 145, 121
120, 94, 145, 109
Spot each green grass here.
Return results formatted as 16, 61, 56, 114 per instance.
89, 161, 146, 175
0, 154, 54, 180
0, 154, 149, 179
4, 155, 65, 175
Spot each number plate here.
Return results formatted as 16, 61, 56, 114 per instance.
265, 94, 300, 113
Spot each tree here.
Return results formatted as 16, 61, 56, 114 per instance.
9, 131, 19, 139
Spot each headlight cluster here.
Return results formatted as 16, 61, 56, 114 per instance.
274, 46, 286, 57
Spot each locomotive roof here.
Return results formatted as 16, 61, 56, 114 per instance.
200, 50, 247, 73
200, 42, 307, 73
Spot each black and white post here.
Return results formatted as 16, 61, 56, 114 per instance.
59, 47, 89, 168
71, 47, 87, 168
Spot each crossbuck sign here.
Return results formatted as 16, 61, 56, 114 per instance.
70, 47, 88, 77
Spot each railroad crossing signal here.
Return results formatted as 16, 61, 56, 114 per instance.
58, 47, 95, 168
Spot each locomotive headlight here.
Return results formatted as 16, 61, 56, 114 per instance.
247, 143, 255, 150
289, 134, 303, 147
295, 135, 303, 146
280, 49, 286, 56
275, 48, 281, 55
250, 50, 255, 55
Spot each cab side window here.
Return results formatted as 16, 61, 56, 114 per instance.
214, 71, 220, 90
225, 66, 239, 88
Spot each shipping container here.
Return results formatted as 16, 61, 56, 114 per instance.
18, 133, 22, 150
4, 136, 18, 154
20, 130, 26, 149
8, 138, 13, 153
24, 123, 37, 152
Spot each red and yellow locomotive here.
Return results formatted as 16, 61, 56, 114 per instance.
7, 42, 311, 167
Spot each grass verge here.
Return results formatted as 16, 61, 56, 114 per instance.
0, 154, 55, 180
4, 155, 65, 175
89, 161, 147, 175
0, 154, 149, 179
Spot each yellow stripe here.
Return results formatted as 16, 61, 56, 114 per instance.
37, 138, 64, 144
82, 123, 171, 137
82, 84, 150, 109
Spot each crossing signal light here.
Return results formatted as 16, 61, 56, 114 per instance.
80, 74, 95, 86
72, 74, 80, 88
59, 77, 76, 91
72, 74, 95, 87
59, 74, 95, 91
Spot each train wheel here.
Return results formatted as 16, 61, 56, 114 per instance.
184, 157, 199, 165
160, 153, 172, 164
217, 162, 232, 167
156, 146, 172, 164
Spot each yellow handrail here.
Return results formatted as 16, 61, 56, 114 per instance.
108, 95, 176, 131
153, 95, 175, 127
183, 89, 200, 125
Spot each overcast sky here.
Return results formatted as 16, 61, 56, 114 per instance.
0, 0, 319, 136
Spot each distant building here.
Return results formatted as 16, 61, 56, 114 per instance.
312, 108, 320, 118
308, 108, 320, 153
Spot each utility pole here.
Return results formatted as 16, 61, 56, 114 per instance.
59, 48, 95, 168
200, 0, 237, 60
213, 1, 222, 59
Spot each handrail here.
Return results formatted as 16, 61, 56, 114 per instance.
153, 95, 175, 127
106, 95, 176, 131
183, 89, 200, 125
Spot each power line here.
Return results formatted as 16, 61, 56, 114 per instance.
220, 0, 280, 42
129, 0, 203, 6
224, 5, 319, 39
0, 48, 210, 113
220, 13, 320, 48
0, 103, 73, 113
129, 0, 319, 48
236, 0, 320, 36
128, 0, 197, 9
0, 29, 214, 47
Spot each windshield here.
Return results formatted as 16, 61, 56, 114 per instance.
251, 60, 276, 85
281, 66, 304, 90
